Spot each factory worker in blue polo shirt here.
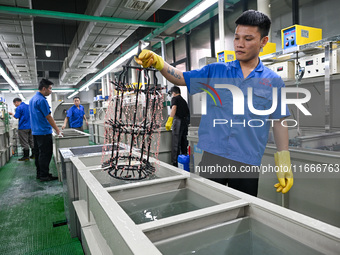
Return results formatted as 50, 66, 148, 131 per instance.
29, 78, 63, 182
136, 10, 293, 197
9, 98, 34, 161
62, 96, 88, 131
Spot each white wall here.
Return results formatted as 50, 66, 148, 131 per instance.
2, 92, 35, 113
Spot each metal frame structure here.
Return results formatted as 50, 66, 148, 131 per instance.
261, 35, 340, 132
102, 57, 164, 180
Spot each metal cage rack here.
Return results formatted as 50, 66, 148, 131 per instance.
102, 61, 164, 180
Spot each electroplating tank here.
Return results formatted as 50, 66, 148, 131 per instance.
70, 153, 340, 255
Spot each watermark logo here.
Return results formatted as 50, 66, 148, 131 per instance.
200, 84, 311, 116
198, 82, 222, 107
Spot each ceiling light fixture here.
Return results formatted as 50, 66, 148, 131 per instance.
77, 49, 137, 93
0, 64, 25, 100
18, 93, 25, 101
0, 89, 75, 94
19, 90, 36, 93
68, 91, 79, 99
179, 0, 218, 23
19, 89, 75, 93
0, 65, 19, 92
45, 49, 51, 58
53, 89, 75, 93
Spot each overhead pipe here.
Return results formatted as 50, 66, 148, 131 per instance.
292, 0, 299, 25
160, 38, 167, 87
185, 34, 191, 71
210, 17, 216, 58
243, 0, 249, 11
0, 5, 163, 28
143, 36, 167, 88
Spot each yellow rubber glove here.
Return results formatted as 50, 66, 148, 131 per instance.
165, 117, 173, 131
135, 49, 164, 71
274, 150, 294, 194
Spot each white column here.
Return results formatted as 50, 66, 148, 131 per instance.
218, 0, 225, 51
257, 0, 271, 41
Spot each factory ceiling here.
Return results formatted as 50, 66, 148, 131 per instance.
0, 0, 318, 96
0, 0, 195, 92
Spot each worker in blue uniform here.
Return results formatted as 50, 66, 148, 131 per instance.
62, 97, 88, 131
9, 98, 34, 161
135, 10, 293, 196
29, 78, 63, 182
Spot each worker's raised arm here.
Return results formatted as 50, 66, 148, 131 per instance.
135, 50, 186, 86
161, 62, 186, 86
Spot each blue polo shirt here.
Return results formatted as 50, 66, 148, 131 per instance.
29, 92, 52, 135
183, 59, 290, 166
14, 102, 31, 130
67, 104, 85, 128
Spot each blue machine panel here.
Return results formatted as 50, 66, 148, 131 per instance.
283, 26, 297, 50
217, 51, 225, 63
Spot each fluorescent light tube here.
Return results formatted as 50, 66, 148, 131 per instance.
18, 93, 25, 101
78, 46, 139, 92
19, 90, 36, 93
67, 91, 79, 99
179, 0, 218, 23
53, 89, 75, 93
0, 65, 19, 92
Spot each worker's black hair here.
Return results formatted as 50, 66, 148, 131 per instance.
73, 97, 80, 100
13, 98, 22, 103
38, 78, 53, 91
170, 86, 181, 94
235, 10, 271, 38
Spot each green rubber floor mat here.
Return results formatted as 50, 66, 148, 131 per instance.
0, 156, 84, 255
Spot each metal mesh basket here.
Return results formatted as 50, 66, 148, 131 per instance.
102, 61, 164, 180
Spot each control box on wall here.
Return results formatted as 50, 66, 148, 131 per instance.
281, 25, 322, 53
299, 50, 340, 78
267, 61, 295, 81
216, 50, 235, 63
